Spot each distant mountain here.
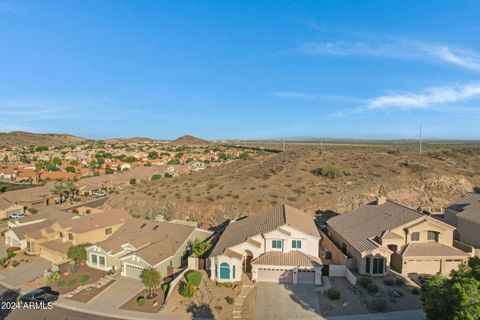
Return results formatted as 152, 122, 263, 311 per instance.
169, 135, 212, 146
104, 137, 155, 144
0, 131, 86, 147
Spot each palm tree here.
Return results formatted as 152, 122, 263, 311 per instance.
52, 182, 66, 203
34, 160, 45, 182
63, 181, 78, 204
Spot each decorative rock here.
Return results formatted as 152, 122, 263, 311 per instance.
342, 300, 351, 307
152, 300, 158, 307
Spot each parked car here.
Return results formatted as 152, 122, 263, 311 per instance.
92, 190, 107, 197
9, 212, 25, 219
19, 288, 59, 304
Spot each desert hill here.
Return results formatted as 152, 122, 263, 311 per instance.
106, 143, 480, 228
169, 135, 212, 146
0, 131, 86, 147
104, 137, 155, 144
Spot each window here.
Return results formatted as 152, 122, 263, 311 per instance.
105, 227, 112, 235
427, 231, 438, 242
365, 257, 371, 273
292, 240, 302, 249
272, 240, 282, 249
99, 256, 105, 267
411, 232, 420, 241
219, 262, 230, 279
59, 232, 63, 238
372, 257, 384, 274
341, 243, 347, 254
68, 233, 74, 241
91, 254, 98, 264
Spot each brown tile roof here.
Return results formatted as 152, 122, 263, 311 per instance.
210, 204, 319, 257
327, 199, 423, 252
401, 242, 469, 257
17, 206, 74, 224
2, 182, 55, 204
252, 251, 323, 267
96, 220, 195, 266
10, 219, 54, 240
381, 230, 403, 240
446, 193, 480, 224
39, 238, 71, 254
58, 208, 130, 233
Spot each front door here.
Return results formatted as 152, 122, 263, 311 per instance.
245, 255, 253, 272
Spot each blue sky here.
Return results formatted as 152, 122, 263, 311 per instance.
1, 1, 480, 140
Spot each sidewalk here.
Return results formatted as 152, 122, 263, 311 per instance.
327, 309, 425, 320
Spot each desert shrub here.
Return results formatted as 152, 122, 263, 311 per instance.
66, 279, 76, 286
327, 288, 340, 300
0, 257, 8, 268
180, 281, 195, 298
11, 260, 19, 267
383, 279, 395, 286
27, 208, 38, 214
151, 174, 162, 181
312, 163, 342, 179
137, 296, 146, 306
79, 275, 90, 284
56, 279, 66, 287
411, 287, 420, 295
45, 271, 60, 285
367, 283, 379, 293
161, 283, 170, 295
395, 278, 405, 286
225, 296, 234, 304
186, 271, 202, 287
368, 298, 388, 312
216, 282, 233, 288
359, 276, 372, 288
129, 178, 136, 185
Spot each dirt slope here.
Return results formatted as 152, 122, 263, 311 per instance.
106, 144, 480, 227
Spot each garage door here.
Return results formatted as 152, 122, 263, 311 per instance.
407, 259, 440, 274
124, 264, 145, 279
444, 259, 463, 274
298, 270, 315, 284
258, 268, 293, 283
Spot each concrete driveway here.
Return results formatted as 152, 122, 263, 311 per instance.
255, 283, 323, 320
0, 256, 51, 289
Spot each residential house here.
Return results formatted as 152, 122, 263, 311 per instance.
208, 204, 323, 285
6, 209, 129, 264
444, 192, 480, 257
327, 196, 469, 277
86, 220, 212, 278
1, 182, 55, 211
0, 197, 24, 220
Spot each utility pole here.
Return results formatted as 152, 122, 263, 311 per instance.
419, 124, 423, 155
282, 138, 285, 152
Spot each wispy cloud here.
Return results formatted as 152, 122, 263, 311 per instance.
336, 83, 480, 116
270, 91, 364, 103
301, 37, 480, 72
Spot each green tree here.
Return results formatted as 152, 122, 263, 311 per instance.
192, 239, 212, 258
141, 268, 161, 299
67, 245, 87, 274
421, 258, 480, 320
34, 160, 46, 182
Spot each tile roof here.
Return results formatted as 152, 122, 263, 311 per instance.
39, 238, 71, 254
327, 199, 423, 252
96, 220, 195, 266
251, 251, 323, 267
57, 208, 130, 233
210, 204, 319, 257
446, 193, 480, 224
401, 242, 469, 257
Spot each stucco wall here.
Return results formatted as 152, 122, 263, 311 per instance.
458, 217, 480, 248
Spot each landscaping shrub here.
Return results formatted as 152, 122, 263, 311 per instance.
395, 278, 405, 286
161, 283, 170, 295
0, 257, 8, 268
180, 281, 195, 298
225, 296, 234, 304
66, 279, 76, 286
11, 260, 19, 267
45, 271, 60, 285
79, 275, 90, 284
367, 283, 379, 293
137, 296, 146, 306
383, 279, 395, 286
368, 298, 388, 312
57, 279, 66, 287
327, 288, 340, 300
359, 276, 372, 288
216, 282, 233, 288
411, 287, 420, 295
186, 271, 202, 287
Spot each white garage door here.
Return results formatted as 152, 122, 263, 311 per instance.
444, 259, 463, 274
407, 259, 440, 274
124, 264, 145, 279
258, 268, 293, 283
297, 270, 315, 284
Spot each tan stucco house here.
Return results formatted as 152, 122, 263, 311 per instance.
444, 192, 480, 257
208, 204, 323, 285
327, 196, 469, 277
86, 220, 212, 279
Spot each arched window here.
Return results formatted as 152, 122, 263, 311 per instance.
219, 262, 230, 279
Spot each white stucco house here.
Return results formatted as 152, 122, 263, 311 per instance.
208, 204, 323, 285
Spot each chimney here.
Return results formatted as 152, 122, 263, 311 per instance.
376, 195, 387, 205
